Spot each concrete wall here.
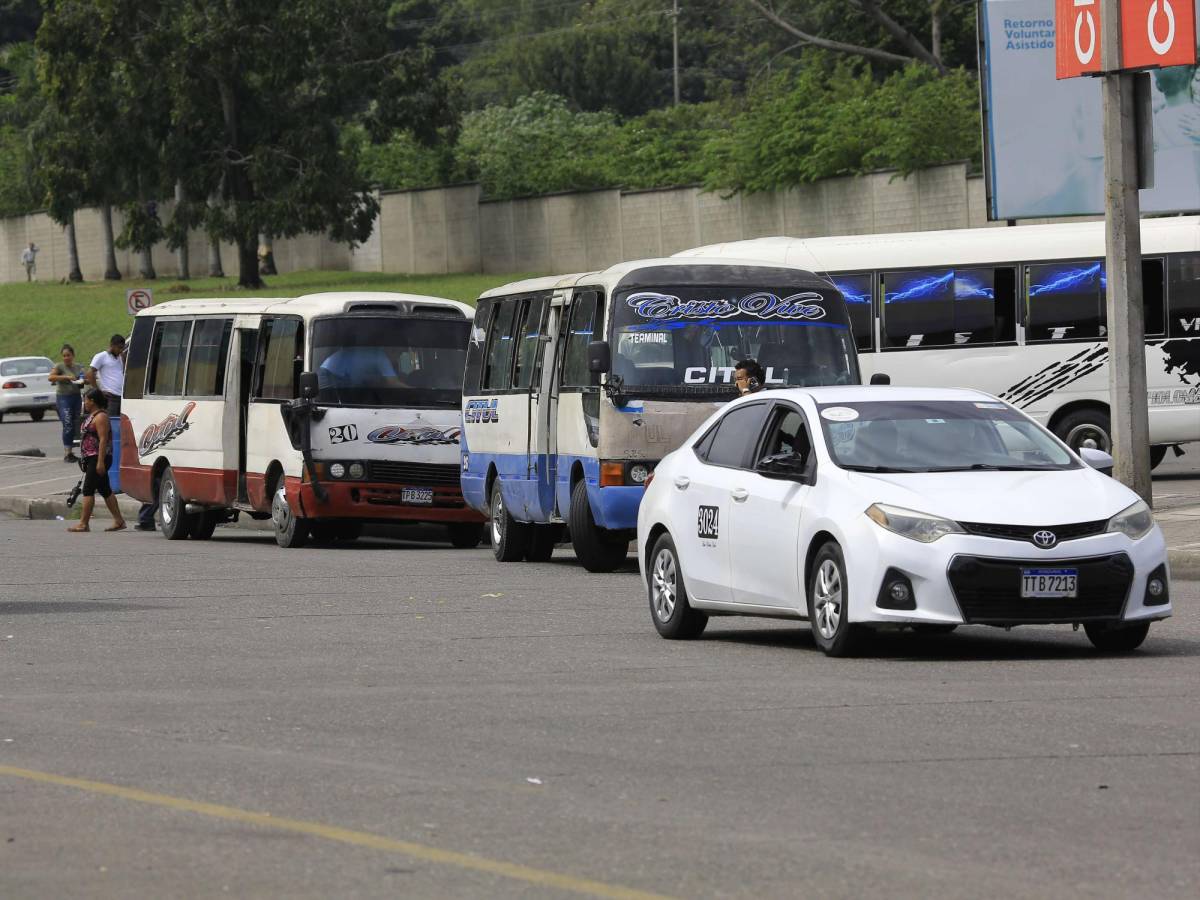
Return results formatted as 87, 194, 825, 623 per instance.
4, 163, 1059, 284
0, 203, 350, 285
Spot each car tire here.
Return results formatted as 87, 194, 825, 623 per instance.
807, 541, 862, 657
568, 480, 628, 573
189, 511, 219, 541
1053, 408, 1111, 455
1150, 446, 1168, 469
158, 467, 195, 541
448, 522, 485, 549
648, 532, 707, 639
1084, 621, 1150, 652
30, 409, 44, 422
490, 482, 529, 562
525, 524, 562, 562
271, 484, 308, 549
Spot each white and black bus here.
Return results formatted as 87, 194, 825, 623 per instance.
678, 217, 1200, 466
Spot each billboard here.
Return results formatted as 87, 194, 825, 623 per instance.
981, 0, 1200, 218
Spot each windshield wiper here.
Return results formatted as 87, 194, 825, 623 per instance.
923, 463, 1060, 472
839, 464, 922, 473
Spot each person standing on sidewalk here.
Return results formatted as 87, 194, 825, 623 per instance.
85, 334, 156, 531
19, 242, 38, 281
68, 389, 127, 533
48, 343, 83, 462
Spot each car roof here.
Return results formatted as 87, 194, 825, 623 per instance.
0, 356, 53, 363
732, 385, 999, 406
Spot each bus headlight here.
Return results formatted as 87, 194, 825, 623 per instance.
329, 463, 346, 479
629, 463, 651, 485
348, 462, 366, 480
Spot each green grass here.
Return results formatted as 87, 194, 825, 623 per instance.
0, 270, 537, 361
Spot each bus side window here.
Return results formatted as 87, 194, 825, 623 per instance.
482, 300, 518, 391
513, 295, 548, 390
992, 267, 1017, 343
829, 273, 874, 351
185, 318, 234, 397
1167, 252, 1200, 338
881, 269, 954, 348
147, 319, 193, 396
258, 318, 304, 401
122, 315, 155, 401
1027, 260, 1103, 341
463, 300, 493, 394
561, 291, 601, 388
1143, 258, 1165, 337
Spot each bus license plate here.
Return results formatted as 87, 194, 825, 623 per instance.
1021, 568, 1078, 598
401, 488, 434, 506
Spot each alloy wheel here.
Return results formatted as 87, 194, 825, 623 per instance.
814, 559, 842, 640
652, 548, 677, 622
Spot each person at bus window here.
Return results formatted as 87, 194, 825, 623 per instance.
68, 389, 127, 533
317, 346, 404, 390
734, 358, 766, 395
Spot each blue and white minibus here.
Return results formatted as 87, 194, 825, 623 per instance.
460, 257, 860, 571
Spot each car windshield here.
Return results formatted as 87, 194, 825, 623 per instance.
816, 400, 1078, 473
611, 285, 858, 396
311, 316, 469, 408
1, 358, 52, 377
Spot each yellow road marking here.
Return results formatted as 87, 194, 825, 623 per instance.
0, 764, 673, 900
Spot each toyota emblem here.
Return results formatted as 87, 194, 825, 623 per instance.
1032, 530, 1058, 549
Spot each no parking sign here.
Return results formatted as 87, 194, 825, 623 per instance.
126, 288, 153, 316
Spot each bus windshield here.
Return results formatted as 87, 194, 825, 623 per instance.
610, 285, 859, 393
312, 316, 469, 408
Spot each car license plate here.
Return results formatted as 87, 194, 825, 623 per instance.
1021, 568, 1078, 598
33, 395, 50, 403
401, 488, 434, 505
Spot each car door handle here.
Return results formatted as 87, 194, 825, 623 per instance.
731, 488, 749, 502
673, 475, 690, 490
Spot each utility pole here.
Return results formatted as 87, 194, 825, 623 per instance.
672, 0, 680, 105
1099, 0, 1151, 504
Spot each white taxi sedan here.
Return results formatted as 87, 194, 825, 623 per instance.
636, 387, 1171, 656
0, 356, 55, 422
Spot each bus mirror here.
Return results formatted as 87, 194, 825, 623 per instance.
870, 373, 891, 385
299, 371, 319, 400
587, 341, 611, 374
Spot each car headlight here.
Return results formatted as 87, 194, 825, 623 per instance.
1106, 500, 1154, 540
866, 503, 964, 543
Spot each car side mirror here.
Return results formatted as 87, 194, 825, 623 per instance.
587, 341, 611, 374
1079, 447, 1114, 475
870, 373, 891, 385
298, 370, 319, 400
756, 452, 810, 483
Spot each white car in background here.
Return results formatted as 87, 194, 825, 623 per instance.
0, 356, 55, 423
637, 386, 1171, 656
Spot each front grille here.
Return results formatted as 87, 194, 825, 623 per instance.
948, 553, 1132, 624
367, 461, 461, 487
959, 519, 1107, 543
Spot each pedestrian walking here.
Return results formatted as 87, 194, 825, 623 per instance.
86, 334, 156, 530
68, 389, 127, 533
48, 343, 84, 462
19, 242, 38, 281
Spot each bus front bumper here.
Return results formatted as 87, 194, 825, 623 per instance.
294, 480, 485, 524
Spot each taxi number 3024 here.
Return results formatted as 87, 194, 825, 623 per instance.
697, 505, 719, 540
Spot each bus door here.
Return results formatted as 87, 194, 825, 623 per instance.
531, 295, 566, 520
509, 294, 551, 519
232, 321, 259, 503
552, 289, 604, 517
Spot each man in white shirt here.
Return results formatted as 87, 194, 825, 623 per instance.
86, 334, 126, 419
19, 242, 37, 281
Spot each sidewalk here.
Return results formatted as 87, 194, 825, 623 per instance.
2, 451, 1197, 576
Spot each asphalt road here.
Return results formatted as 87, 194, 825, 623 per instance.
0, 519, 1196, 899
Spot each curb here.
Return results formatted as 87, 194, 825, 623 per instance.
0, 494, 270, 531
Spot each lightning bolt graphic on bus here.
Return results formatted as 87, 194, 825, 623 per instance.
1030, 263, 1105, 297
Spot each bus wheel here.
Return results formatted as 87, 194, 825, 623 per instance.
1150, 446, 1168, 470
1054, 408, 1111, 455
189, 512, 219, 541
526, 524, 562, 562
569, 480, 629, 573
159, 467, 195, 541
490, 483, 529, 562
271, 485, 308, 549
448, 522, 484, 549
